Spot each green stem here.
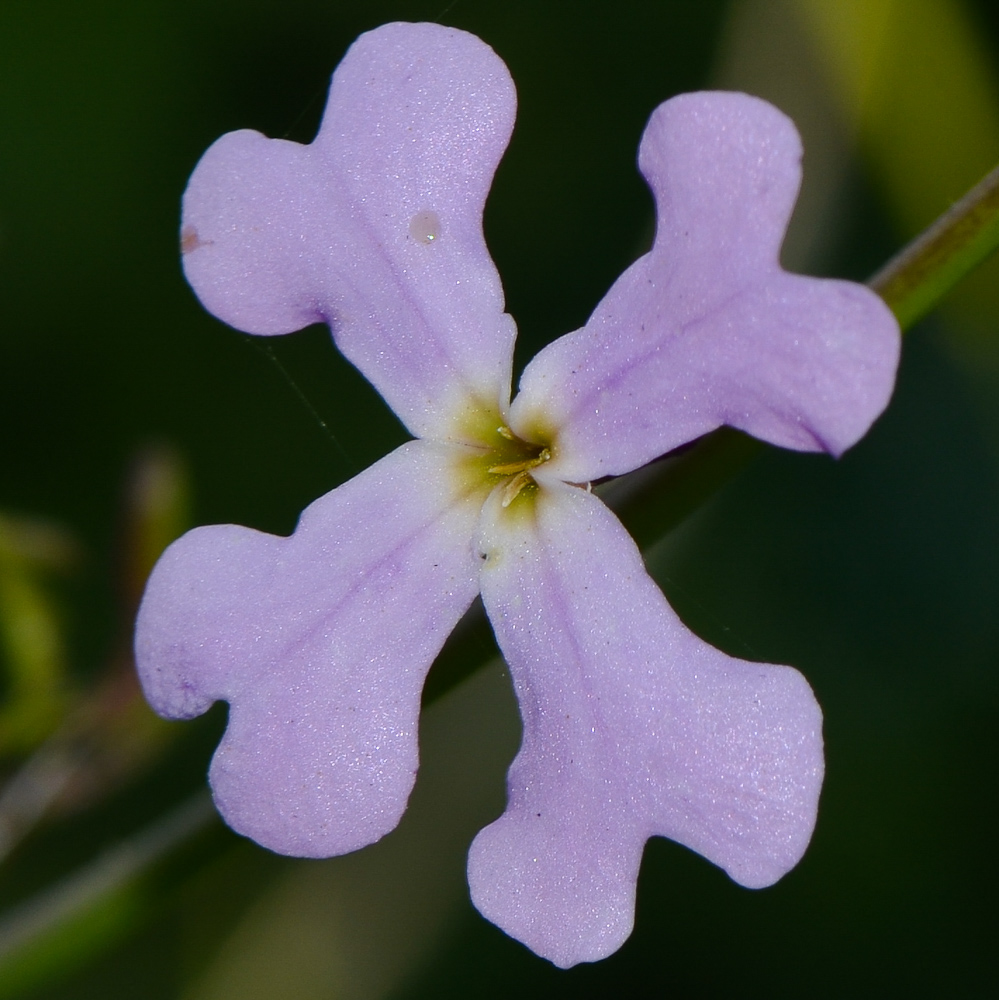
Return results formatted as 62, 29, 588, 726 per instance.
868, 161, 999, 329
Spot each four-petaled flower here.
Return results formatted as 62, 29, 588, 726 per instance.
136, 22, 899, 967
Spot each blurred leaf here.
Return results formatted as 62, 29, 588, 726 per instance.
122, 446, 191, 609
0, 449, 190, 862
0, 793, 216, 999
0, 514, 75, 752
0, 884, 144, 1000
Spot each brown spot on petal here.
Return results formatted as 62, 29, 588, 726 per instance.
180, 225, 211, 254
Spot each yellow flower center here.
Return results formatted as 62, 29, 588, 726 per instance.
487, 428, 552, 507
447, 407, 555, 512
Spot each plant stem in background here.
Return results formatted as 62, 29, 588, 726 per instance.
869, 161, 999, 329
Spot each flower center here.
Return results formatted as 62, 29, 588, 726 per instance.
446, 404, 556, 512
487, 426, 552, 507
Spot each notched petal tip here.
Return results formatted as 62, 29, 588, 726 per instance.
468, 834, 637, 968
134, 522, 277, 720
181, 129, 328, 336
179, 22, 519, 442
513, 90, 900, 480
672, 658, 824, 890
716, 274, 902, 459
473, 486, 824, 963
136, 442, 483, 859
207, 688, 418, 859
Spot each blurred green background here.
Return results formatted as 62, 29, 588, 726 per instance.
2, 0, 999, 996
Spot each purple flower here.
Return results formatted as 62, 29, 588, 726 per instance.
136, 22, 899, 967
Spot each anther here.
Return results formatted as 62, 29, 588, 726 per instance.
500, 471, 532, 508
487, 447, 551, 477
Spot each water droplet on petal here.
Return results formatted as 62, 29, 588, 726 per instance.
409, 210, 441, 244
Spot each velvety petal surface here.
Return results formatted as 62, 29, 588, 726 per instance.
470, 484, 823, 967
510, 92, 900, 481
181, 21, 518, 441
135, 440, 483, 857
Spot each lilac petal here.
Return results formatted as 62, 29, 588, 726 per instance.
510, 92, 900, 481
470, 484, 823, 967
181, 22, 518, 440
135, 440, 483, 857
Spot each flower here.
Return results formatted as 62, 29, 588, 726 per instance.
136, 22, 900, 967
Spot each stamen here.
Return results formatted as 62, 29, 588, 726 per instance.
487, 447, 551, 477
500, 471, 532, 507
497, 425, 515, 440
